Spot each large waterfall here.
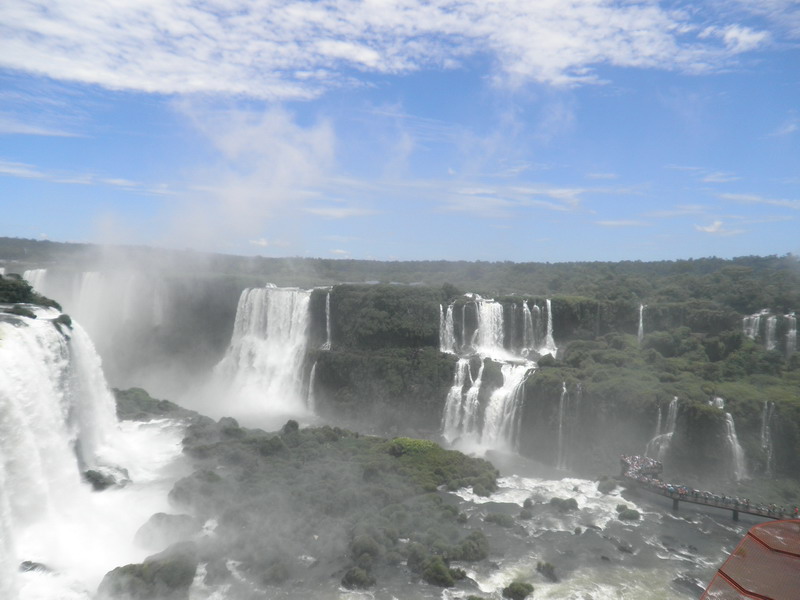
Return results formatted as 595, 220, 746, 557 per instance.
439, 295, 557, 452
214, 285, 313, 422
0, 308, 186, 599
645, 397, 678, 460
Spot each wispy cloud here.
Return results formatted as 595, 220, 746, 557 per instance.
694, 220, 744, 235
0, 1, 777, 99
305, 205, 376, 219
596, 220, 648, 227
702, 171, 740, 183
770, 115, 799, 137
0, 115, 80, 137
718, 192, 800, 210
647, 204, 708, 218
586, 172, 618, 180
0, 158, 171, 194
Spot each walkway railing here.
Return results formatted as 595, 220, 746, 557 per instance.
620, 455, 799, 521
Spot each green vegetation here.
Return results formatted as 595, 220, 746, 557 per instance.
163, 417, 497, 591
98, 542, 198, 600
0, 273, 61, 311
114, 388, 201, 422
502, 581, 534, 600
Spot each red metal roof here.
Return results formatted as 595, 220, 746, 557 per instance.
701, 520, 800, 600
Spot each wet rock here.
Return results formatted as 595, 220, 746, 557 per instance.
19, 561, 50, 573
97, 541, 198, 600
83, 466, 131, 491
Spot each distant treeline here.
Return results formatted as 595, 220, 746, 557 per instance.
2, 237, 798, 314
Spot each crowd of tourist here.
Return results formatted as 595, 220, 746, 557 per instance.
619, 455, 800, 519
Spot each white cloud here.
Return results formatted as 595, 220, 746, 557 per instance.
586, 172, 618, 180
0, 1, 777, 99
694, 220, 744, 235
700, 24, 770, 52
330, 248, 349, 256
171, 104, 336, 247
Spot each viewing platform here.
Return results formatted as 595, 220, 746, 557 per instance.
620, 455, 800, 522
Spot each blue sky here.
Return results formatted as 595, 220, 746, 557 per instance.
0, 0, 798, 262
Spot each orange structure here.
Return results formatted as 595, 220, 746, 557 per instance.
701, 519, 800, 599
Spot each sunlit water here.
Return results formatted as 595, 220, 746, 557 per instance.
15, 419, 187, 600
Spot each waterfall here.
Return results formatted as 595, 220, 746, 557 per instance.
22, 268, 48, 292
474, 299, 506, 358
711, 396, 725, 410
765, 316, 777, 351
785, 313, 796, 356
761, 401, 775, 477
724, 413, 748, 481
556, 382, 567, 469
742, 310, 764, 340
214, 285, 313, 417
321, 292, 332, 350
480, 364, 530, 451
439, 303, 456, 354
645, 397, 678, 460
441, 359, 471, 442
542, 299, 557, 357
522, 302, 534, 354
0, 308, 127, 596
438, 294, 557, 451
462, 361, 485, 436
653, 405, 663, 439
307, 362, 318, 412
637, 304, 645, 344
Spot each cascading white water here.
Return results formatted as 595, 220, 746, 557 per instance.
785, 313, 796, 356
742, 310, 764, 340
0, 308, 188, 600
439, 295, 557, 452
765, 315, 777, 351
542, 299, 557, 357
474, 299, 506, 359
711, 396, 725, 410
461, 360, 485, 436
645, 397, 678, 460
522, 302, 534, 354
22, 268, 48, 292
637, 304, 645, 344
439, 303, 456, 354
214, 285, 313, 419
724, 413, 748, 481
480, 364, 530, 451
321, 291, 332, 350
441, 359, 471, 442
307, 361, 318, 412
761, 401, 775, 477
556, 382, 568, 469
